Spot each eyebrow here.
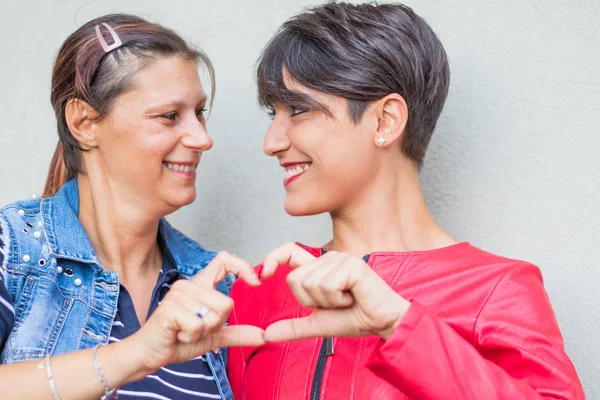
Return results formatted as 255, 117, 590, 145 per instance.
145, 96, 208, 113
270, 89, 332, 117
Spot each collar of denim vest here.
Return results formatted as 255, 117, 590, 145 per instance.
42, 178, 213, 276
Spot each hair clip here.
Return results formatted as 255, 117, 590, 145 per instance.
94, 23, 122, 53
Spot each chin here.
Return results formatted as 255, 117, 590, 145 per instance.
166, 188, 197, 209
284, 196, 329, 217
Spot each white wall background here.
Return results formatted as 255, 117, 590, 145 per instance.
0, 0, 598, 396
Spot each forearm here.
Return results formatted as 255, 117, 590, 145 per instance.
0, 337, 151, 400
368, 302, 584, 400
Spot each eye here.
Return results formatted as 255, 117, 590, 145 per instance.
290, 108, 308, 117
266, 109, 276, 120
161, 112, 177, 121
196, 108, 208, 119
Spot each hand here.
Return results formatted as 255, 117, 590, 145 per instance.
261, 243, 411, 342
131, 251, 265, 374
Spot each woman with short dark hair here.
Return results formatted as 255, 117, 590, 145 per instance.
229, 3, 584, 399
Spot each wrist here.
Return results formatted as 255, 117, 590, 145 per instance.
102, 337, 154, 387
377, 299, 411, 341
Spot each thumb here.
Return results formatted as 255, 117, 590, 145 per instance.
263, 312, 338, 342
210, 325, 266, 348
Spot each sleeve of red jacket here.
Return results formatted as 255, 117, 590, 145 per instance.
366, 263, 585, 399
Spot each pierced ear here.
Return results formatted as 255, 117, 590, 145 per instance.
374, 94, 408, 148
64, 98, 99, 149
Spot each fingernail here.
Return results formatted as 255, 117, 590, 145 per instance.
262, 332, 269, 343
251, 274, 261, 286
257, 265, 264, 279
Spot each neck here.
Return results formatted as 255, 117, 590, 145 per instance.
326, 157, 457, 257
77, 173, 163, 280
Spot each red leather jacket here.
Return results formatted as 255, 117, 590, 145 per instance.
228, 243, 584, 399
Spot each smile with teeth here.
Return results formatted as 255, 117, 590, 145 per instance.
284, 163, 311, 179
164, 162, 196, 173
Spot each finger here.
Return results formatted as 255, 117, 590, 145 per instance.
262, 242, 316, 279
172, 325, 266, 364
286, 257, 327, 308
162, 285, 224, 341
301, 260, 352, 309
192, 251, 260, 288
210, 325, 266, 349
158, 299, 208, 343
317, 254, 356, 308
190, 285, 234, 325
263, 311, 342, 342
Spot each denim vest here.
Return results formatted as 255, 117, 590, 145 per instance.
0, 179, 235, 399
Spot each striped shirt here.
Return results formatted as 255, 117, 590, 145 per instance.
0, 240, 221, 400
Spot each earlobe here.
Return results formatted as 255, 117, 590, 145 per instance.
374, 94, 408, 148
65, 98, 99, 149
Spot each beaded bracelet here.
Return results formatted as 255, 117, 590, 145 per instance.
44, 355, 61, 400
93, 345, 118, 400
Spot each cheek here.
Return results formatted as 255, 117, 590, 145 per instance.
98, 128, 178, 184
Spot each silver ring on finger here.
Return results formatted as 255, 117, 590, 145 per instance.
196, 306, 211, 318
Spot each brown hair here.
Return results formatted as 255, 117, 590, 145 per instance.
257, 2, 450, 167
42, 14, 215, 197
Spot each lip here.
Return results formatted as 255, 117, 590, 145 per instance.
163, 160, 199, 179
282, 162, 311, 187
280, 161, 311, 167
283, 173, 304, 186
164, 160, 198, 166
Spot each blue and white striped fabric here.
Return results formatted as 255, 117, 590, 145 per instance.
97, 253, 221, 399
0, 217, 15, 344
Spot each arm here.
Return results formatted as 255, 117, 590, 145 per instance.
367, 264, 585, 399
0, 337, 151, 400
0, 251, 265, 400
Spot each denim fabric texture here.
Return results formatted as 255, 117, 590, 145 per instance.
0, 179, 234, 399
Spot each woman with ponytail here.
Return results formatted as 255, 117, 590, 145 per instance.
0, 14, 263, 399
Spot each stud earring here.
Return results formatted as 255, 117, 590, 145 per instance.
376, 136, 386, 146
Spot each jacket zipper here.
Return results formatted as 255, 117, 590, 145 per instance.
310, 251, 370, 400
310, 337, 332, 400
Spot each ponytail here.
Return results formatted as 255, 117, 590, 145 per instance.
42, 141, 69, 198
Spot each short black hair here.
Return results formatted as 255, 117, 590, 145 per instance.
257, 2, 450, 166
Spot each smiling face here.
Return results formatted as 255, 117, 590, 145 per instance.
91, 56, 212, 215
263, 78, 382, 216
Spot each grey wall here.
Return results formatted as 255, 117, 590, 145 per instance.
0, 0, 598, 396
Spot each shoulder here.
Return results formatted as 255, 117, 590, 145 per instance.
0, 198, 43, 226
457, 244, 542, 281
0, 198, 45, 272
411, 242, 542, 283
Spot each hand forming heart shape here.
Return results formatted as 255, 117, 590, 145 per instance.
258, 243, 411, 342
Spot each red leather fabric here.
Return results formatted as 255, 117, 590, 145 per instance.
228, 243, 584, 399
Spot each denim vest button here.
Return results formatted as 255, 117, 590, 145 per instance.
33, 231, 41, 239
74, 278, 82, 286
56, 266, 63, 274
22, 255, 30, 262
37, 221, 43, 228
17, 209, 25, 217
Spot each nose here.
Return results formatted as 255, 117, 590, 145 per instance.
180, 116, 213, 151
263, 115, 291, 156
